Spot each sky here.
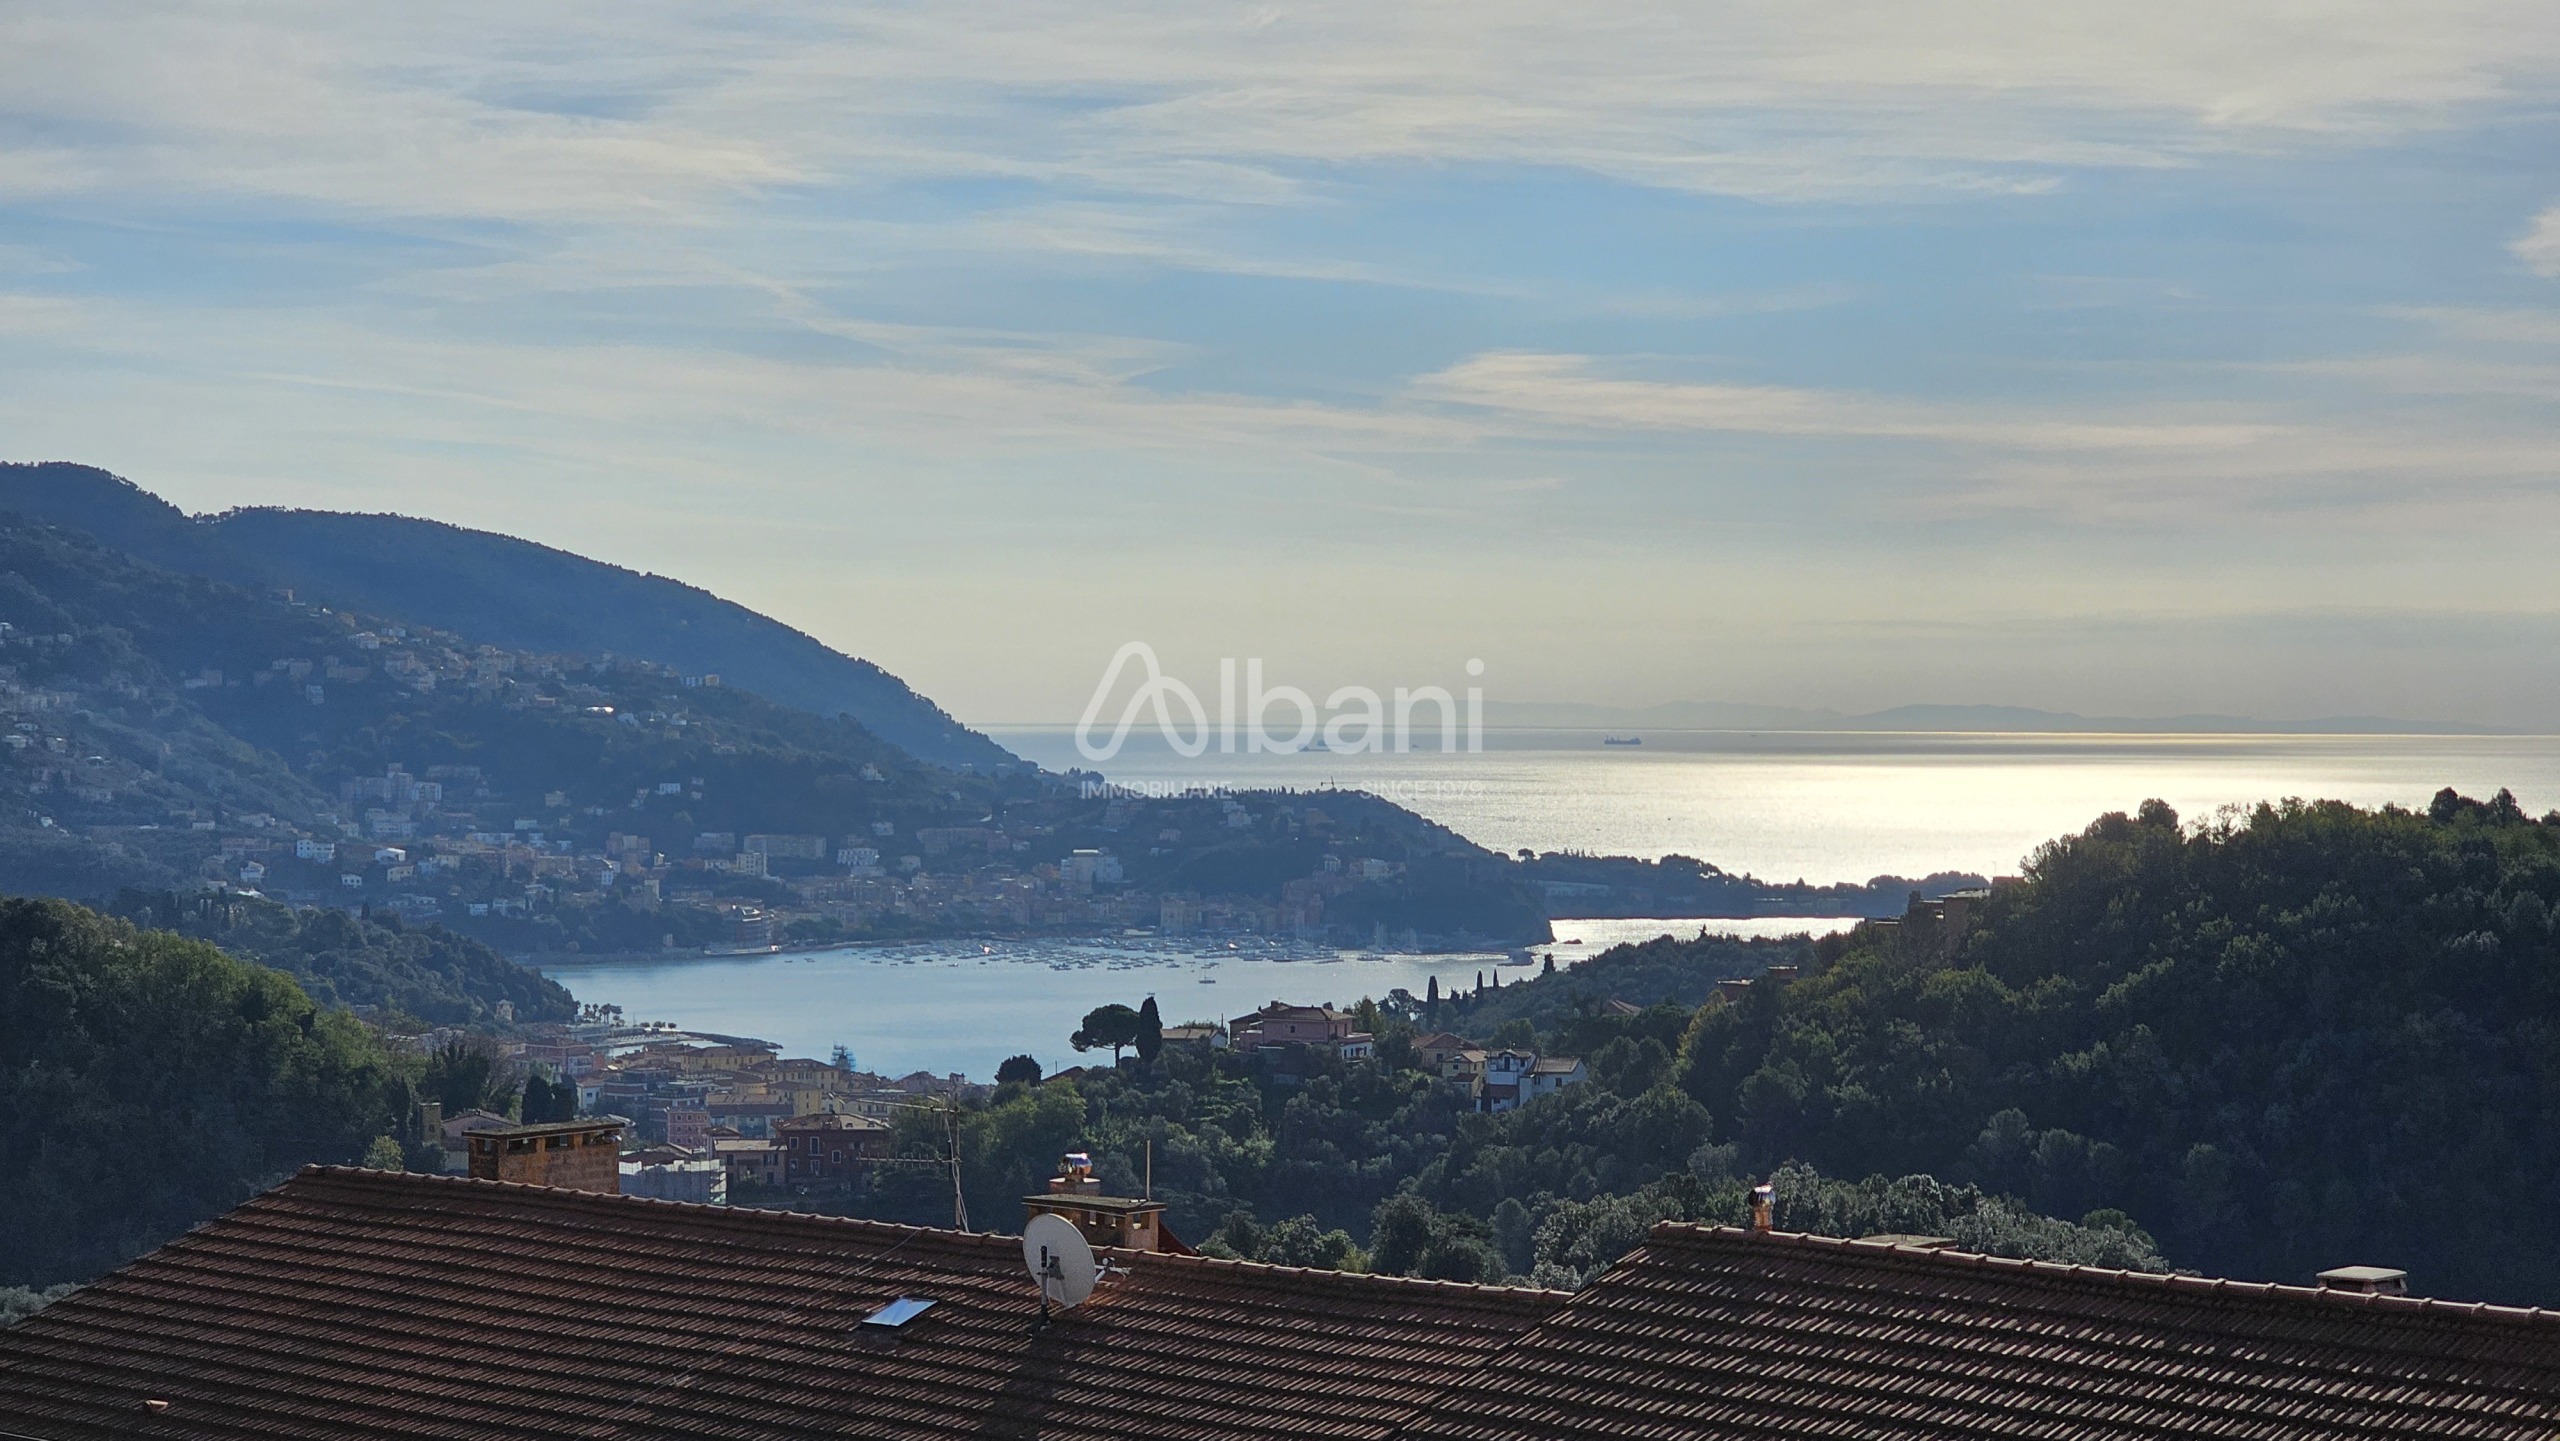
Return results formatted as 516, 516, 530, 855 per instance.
2, 4, 2558, 728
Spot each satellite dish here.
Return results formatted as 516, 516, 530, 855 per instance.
1023, 1213, 1097, 1310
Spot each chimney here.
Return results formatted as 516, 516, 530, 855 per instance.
1750, 1182, 1775, 1233
1049, 1150, 1101, 1196
2316, 1266, 2408, 1297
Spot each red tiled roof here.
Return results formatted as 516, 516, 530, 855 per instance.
14, 1181, 2560, 1441
1402, 1224, 2560, 1440
0, 1167, 1558, 1441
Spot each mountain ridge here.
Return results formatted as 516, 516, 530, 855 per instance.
0, 463, 1015, 770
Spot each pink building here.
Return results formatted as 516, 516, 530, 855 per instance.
1228, 1002, 1374, 1059
664, 1102, 710, 1152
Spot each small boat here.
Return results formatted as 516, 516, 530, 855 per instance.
1602, 736, 1642, 746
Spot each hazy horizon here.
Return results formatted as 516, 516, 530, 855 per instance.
5, 6, 2558, 728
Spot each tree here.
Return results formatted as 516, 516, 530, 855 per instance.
1071, 1003, 1145, 1062
362, 1135, 406, 1170
1425, 975, 1439, 1009
519, 1072, 577, 1124
0, 897, 400, 1286
1, 1285, 75, 1329
424, 1036, 512, 1115
1542, 954, 1556, 976
1134, 996, 1164, 1064
996, 1054, 1043, 1086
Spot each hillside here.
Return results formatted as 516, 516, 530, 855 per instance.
0, 896, 403, 1286
107, 890, 575, 1027
1672, 792, 2560, 1304
0, 463, 1014, 770
0, 515, 1547, 952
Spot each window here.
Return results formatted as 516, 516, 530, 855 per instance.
858, 1297, 937, 1330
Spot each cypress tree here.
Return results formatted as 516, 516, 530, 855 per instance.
1135, 994, 1164, 1064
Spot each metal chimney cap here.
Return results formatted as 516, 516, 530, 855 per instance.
2316, 1265, 2409, 1295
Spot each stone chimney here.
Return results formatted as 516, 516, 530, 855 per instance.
1025, 1151, 1186, 1254
466, 1119, 625, 1193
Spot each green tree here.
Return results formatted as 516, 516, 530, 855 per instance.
1668, 796, 2560, 1303
995, 1054, 1043, 1086
519, 1072, 576, 1124
1, 1285, 75, 1328
1135, 995, 1164, 1064
424, 1036, 512, 1115
362, 1135, 406, 1170
0, 897, 401, 1286
1072, 1003, 1144, 1062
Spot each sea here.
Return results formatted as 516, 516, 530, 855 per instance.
541, 729, 2560, 1077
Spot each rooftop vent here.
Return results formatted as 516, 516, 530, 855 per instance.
1750, 1183, 1775, 1234
858, 1296, 938, 1330
2316, 1266, 2408, 1297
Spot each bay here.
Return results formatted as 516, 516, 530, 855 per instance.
546, 729, 2560, 1077
537, 919, 1851, 1080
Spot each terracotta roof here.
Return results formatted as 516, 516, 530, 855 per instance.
0, 1167, 1559, 1441
1401, 1224, 2560, 1440
14, 1180, 2560, 1441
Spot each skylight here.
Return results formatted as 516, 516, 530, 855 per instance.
859, 1296, 937, 1329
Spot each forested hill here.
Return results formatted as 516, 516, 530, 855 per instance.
1673, 791, 2560, 1304
0, 896, 402, 1286
0, 463, 1014, 771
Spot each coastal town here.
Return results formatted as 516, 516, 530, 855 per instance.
0, 579, 1559, 954
432, 994, 1595, 1210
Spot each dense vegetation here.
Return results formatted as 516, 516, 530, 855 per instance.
851, 934, 2157, 1286
105, 889, 574, 1026
1513, 851, 1989, 920
1456, 931, 1812, 1032
0, 897, 404, 1286
1673, 793, 2560, 1303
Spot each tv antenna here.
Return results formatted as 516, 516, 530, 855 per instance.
1022, 1213, 1097, 1329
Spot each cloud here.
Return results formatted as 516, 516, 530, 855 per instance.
0, 294, 84, 335
2386, 305, 2560, 345
6, 0, 2559, 230
1411, 351, 2275, 451
2516, 206, 2560, 276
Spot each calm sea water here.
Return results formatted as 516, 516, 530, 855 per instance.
539, 918, 1855, 1080
547, 729, 2560, 1076
992, 727, 2560, 883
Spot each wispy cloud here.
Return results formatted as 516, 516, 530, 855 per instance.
2517, 206, 2560, 276
7, 1, 2559, 228
5, 5, 2560, 723
1411, 351, 2275, 451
